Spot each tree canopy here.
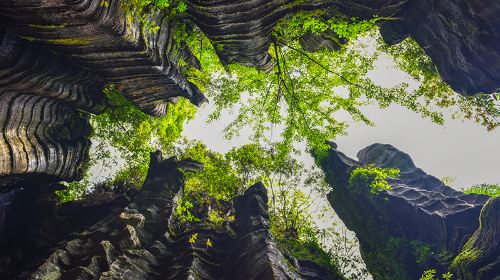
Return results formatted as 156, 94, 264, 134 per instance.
52, 4, 500, 278
179, 10, 499, 156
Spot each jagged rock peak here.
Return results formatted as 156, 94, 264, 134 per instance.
317, 142, 490, 279
0, 153, 338, 279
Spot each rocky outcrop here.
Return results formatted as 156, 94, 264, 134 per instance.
0, 0, 210, 187
451, 196, 500, 280
0, 27, 104, 187
0, 0, 207, 117
0, 152, 339, 279
186, 0, 499, 95
316, 142, 489, 279
380, 0, 500, 95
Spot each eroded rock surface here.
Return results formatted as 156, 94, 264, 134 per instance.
317, 142, 489, 279
0, 27, 103, 187
0, 152, 338, 279
186, 0, 499, 94
0, 0, 207, 116
451, 196, 500, 280
380, 0, 500, 95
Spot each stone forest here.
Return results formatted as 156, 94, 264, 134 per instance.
0, 0, 499, 279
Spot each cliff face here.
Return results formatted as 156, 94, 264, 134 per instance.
0, 152, 338, 280
450, 196, 500, 280
0, 27, 104, 187
0, 0, 207, 117
380, 0, 500, 95
186, 0, 499, 94
317, 142, 489, 279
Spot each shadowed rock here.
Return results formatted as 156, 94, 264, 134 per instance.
186, 0, 499, 95
316, 142, 489, 279
0, 27, 104, 187
451, 196, 500, 280
0, 152, 339, 279
380, 0, 500, 95
0, 0, 208, 116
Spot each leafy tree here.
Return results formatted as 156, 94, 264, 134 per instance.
181, 11, 498, 158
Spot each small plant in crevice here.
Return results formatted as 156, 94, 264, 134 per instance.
349, 164, 400, 195
419, 269, 453, 280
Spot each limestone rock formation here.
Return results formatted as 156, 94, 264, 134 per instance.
379, 0, 500, 95
316, 142, 490, 279
184, 0, 405, 72
0, 27, 104, 187
0, 152, 339, 279
451, 196, 500, 280
186, 0, 499, 95
0, 0, 208, 117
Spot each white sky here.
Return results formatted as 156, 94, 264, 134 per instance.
184, 52, 500, 189
181, 46, 499, 279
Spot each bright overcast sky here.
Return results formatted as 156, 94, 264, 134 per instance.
184, 52, 500, 189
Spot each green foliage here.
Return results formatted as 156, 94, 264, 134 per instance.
174, 198, 200, 223
56, 85, 195, 202
420, 269, 453, 280
382, 37, 499, 131
56, 181, 88, 203
188, 233, 198, 244
180, 141, 241, 201
121, 0, 187, 34
277, 238, 344, 278
462, 183, 500, 197
411, 240, 432, 264
349, 164, 400, 195
206, 209, 231, 231
274, 10, 378, 41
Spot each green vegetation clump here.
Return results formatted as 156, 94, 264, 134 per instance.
277, 238, 344, 278
419, 269, 452, 280
177, 142, 327, 238
462, 184, 500, 197
56, 85, 195, 202
349, 164, 400, 195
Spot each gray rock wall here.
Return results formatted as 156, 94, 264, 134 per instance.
317, 142, 489, 279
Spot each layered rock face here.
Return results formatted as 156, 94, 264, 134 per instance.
186, 0, 499, 95
0, 0, 207, 117
0, 152, 338, 279
317, 142, 490, 279
0, 0, 210, 187
0, 27, 104, 187
380, 0, 500, 95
